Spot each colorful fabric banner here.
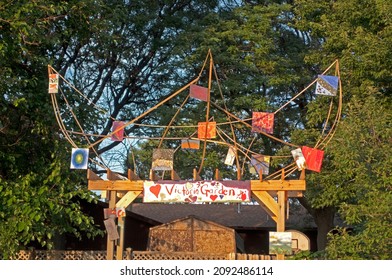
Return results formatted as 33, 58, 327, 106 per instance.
224, 147, 236, 166
181, 139, 200, 150
70, 148, 89, 169
251, 155, 270, 175
189, 84, 208, 101
315, 75, 339, 96
197, 121, 216, 139
48, 74, 59, 94
111, 121, 125, 141
251, 112, 274, 134
143, 180, 251, 203
291, 148, 306, 170
152, 149, 174, 171
301, 146, 324, 172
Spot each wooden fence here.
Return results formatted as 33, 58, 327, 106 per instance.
4, 249, 275, 260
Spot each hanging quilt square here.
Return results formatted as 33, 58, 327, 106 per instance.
251, 112, 274, 134
198, 122, 216, 139
224, 147, 236, 166
152, 148, 174, 171
48, 74, 59, 94
111, 121, 125, 141
251, 155, 270, 175
291, 148, 306, 170
190, 84, 208, 101
70, 148, 89, 169
181, 139, 200, 150
248, 163, 257, 175
301, 146, 324, 172
315, 75, 339, 96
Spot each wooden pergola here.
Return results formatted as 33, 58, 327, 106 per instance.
87, 167, 306, 260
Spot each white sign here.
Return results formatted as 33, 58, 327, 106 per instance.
143, 180, 251, 203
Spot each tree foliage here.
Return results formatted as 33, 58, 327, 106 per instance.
1, 0, 390, 260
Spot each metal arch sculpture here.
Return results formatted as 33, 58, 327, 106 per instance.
48, 50, 343, 259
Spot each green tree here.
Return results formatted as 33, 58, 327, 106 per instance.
0, 0, 222, 258
0, 0, 105, 258
293, 0, 392, 259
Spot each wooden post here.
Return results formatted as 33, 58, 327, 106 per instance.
193, 168, 201, 181
215, 168, 221, 180
276, 190, 286, 260
116, 216, 125, 260
106, 190, 117, 260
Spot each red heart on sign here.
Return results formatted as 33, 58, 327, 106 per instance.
150, 184, 161, 198
210, 195, 218, 201
241, 192, 247, 201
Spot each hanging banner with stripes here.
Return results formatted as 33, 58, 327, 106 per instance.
48, 74, 59, 94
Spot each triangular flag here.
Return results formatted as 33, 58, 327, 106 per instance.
315, 75, 339, 96
190, 84, 208, 101
152, 149, 174, 171
291, 148, 306, 170
70, 148, 89, 169
111, 121, 125, 141
48, 74, 59, 94
181, 139, 200, 150
251, 112, 274, 134
301, 146, 324, 172
224, 147, 236, 166
198, 122, 216, 139
251, 155, 270, 175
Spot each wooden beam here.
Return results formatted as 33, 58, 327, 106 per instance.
300, 168, 305, 180
268, 190, 303, 198
88, 180, 143, 191
276, 191, 286, 260
87, 169, 102, 180
252, 191, 278, 223
149, 169, 159, 181
108, 169, 128, 181
251, 179, 305, 191
128, 169, 140, 180
171, 169, 181, 180
215, 169, 222, 180
193, 168, 202, 181
88, 179, 305, 192
106, 191, 117, 260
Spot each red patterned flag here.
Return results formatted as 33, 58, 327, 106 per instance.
252, 112, 274, 134
198, 122, 216, 139
301, 146, 324, 172
190, 84, 208, 101
111, 121, 125, 141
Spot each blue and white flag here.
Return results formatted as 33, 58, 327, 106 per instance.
315, 75, 339, 96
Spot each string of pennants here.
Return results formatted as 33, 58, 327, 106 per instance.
71, 145, 324, 173
51, 61, 339, 175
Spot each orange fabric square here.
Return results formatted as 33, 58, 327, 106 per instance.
198, 122, 216, 139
